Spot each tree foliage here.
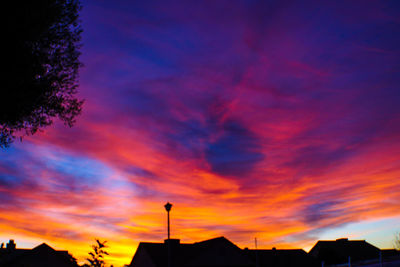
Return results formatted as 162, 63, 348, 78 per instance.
83, 239, 110, 267
1, 0, 83, 147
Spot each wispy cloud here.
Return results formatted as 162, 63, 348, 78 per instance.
1, 0, 400, 266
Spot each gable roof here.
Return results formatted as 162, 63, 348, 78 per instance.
130, 236, 253, 267
187, 236, 251, 266
309, 238, 380, 264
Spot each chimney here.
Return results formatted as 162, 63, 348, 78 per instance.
336, 238, 349, 242
6, 240, 16, 250
164, 238, 180, 247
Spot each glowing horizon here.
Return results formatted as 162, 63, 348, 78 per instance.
1, 1, 400, 266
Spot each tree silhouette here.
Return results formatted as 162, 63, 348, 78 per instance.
1, 0, 83, 148
395, 232, 400, 250
83, 239, 110, 267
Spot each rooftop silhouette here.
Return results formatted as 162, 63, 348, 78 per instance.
128, 236, 400, 267
0, 239, 78, 267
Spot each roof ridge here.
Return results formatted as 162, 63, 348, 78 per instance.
32, 243, 55, 251
194, 236, 227, 244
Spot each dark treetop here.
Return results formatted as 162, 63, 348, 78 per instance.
1, 0, 83, 147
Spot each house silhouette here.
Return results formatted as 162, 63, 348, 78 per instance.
309, 238, 381, 265
129, 236, 318, 267
0, 239, 78, 267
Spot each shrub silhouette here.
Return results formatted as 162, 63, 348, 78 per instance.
83, 239, 110, 267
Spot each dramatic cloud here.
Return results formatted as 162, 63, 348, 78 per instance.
1, 0, 400, 266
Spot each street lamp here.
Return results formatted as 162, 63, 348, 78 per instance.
164, 202, 172, 240
164, 202, 173, 267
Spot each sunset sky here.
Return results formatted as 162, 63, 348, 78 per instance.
1, 1, 400, 266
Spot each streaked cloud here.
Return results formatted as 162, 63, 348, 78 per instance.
1, 0, 400, 266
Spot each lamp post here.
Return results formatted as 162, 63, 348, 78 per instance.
164, 202, 172, 240
164, 202, 173, 267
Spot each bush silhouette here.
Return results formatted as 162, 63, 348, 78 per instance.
83, 239, 110, 267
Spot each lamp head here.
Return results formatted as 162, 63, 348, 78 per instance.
164, 202, 172, 212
